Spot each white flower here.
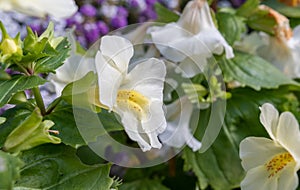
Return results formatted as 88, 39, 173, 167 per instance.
239, 103, 300, 190
48, 30, 94, 96
95, 35, 167, 152
149, 0, 234, 76
159, 96, 202, 151
0, 0, 77, 18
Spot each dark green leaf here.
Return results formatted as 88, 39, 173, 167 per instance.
0, 75, 46, 107
15, 144, 114, 190
155, 3, 179, 23
34, 38, 70, 74
216, 12, 246, 45
246, 9, 277, 35
0, 103, 34, 147
45, 101, 85, 148
263, 0, 300, 18
218, 51, 297, 90
0, 151, 23, 190
120, 179, 169, 190
236, 0, 260, 17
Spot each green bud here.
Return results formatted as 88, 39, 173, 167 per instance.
3, 108, 61, 153
39, 22, 63, 48
0, 22, 22, 62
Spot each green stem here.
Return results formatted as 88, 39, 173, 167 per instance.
46, 97, 62, 115
32, 87, 46, 115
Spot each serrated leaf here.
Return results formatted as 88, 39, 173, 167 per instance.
263, 0, 300, 18
0, 75, 46, 107
218, 51, 297, 90
155, 3, 179, 23
34, 38, 70, 74
183, 87, 289, 190
44, 101, 85, 148
0, 150, 23, 190
119, 179, 169, 190
15, 144, 114, 190
216, 12, 246, 45
0, 103, 34, 147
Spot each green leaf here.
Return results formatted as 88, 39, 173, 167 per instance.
34, 38, 70, 74
0, 75, 46, 107
119, 179, 169, 190
246, 9, 277, 35
45, 101, 85, 148
183, 87, 289, 190
218, 51, 297, 90
0, 103, 34, 147
236, 0, 260, 17
154, 3, 179, 23
216, 12, 246, 45
0, 117, 6, 124
15, 144, 114, 190
0, 69, 11, 80
0, 151, 23, 190
263, 0, 300, 18
3, 108, 61, 153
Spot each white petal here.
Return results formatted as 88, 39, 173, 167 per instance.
119, 111, 152, 152
259, 103, 279, 141
122, 58, 166, 101
95, 52, 123, 109
176, 54, 207, 78
276, 112, 300, 166
160, 97, 201, 151
100, 36, 133, 73
241, 166, 278, 190
239, 137, 286, 171
277, 163, 299, 190
293, 25, 300, 43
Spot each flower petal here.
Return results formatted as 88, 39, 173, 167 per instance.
241, 165, 278, 190
122, 58, 166, 101
259, 103, 279, 141
95, 51, 123, 109
277, 163, 299, 190
276, 112, 300, 165
100, 35, 133, 73
239, 137, 286, 171
176, 54, 207, 78
119, 111, 152, 152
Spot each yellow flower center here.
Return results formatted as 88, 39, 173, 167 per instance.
116, 90, 149, 119
265, 152, 294, 178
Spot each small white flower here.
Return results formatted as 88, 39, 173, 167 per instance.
95, 35, 167, 152
0, 0, 78, 18
240, 103, 300, 190
48, 30, 94, 96
159, 96, 202, 151
149, 0, 233, 76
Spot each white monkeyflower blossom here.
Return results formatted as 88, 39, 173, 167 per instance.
0, 0, 77, 18
149, 0, 233, 77
95, 35, 167, 152
159, 96, 202, 151
240, 103, 300, 190
48, 29, 95, 96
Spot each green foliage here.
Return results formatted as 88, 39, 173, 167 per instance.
155, 3, 179, 23
263, 0, 300, 18
120, 179, 170, 190
218, 51, 297, 90
45, 100, 85, 148
0, 75, 46, 107
14, 144, 114, 190
216, 12, 246, 45
0, 151, 23, 190
236, 0, 260, 17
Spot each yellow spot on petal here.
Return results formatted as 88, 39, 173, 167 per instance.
117, 90, 149, 119
265, 152, 295, 178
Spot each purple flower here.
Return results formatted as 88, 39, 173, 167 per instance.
80, 4, 98, 17
111, 16, 128, 29
117, 6, 129, 17
83, 23, 100, 44
66, 12, 84, 26
128, 0, 139, 8
29, 21, 43, 35
97, 21, 109, 35
146, 0, 157, 5
139, 6, 157, 22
